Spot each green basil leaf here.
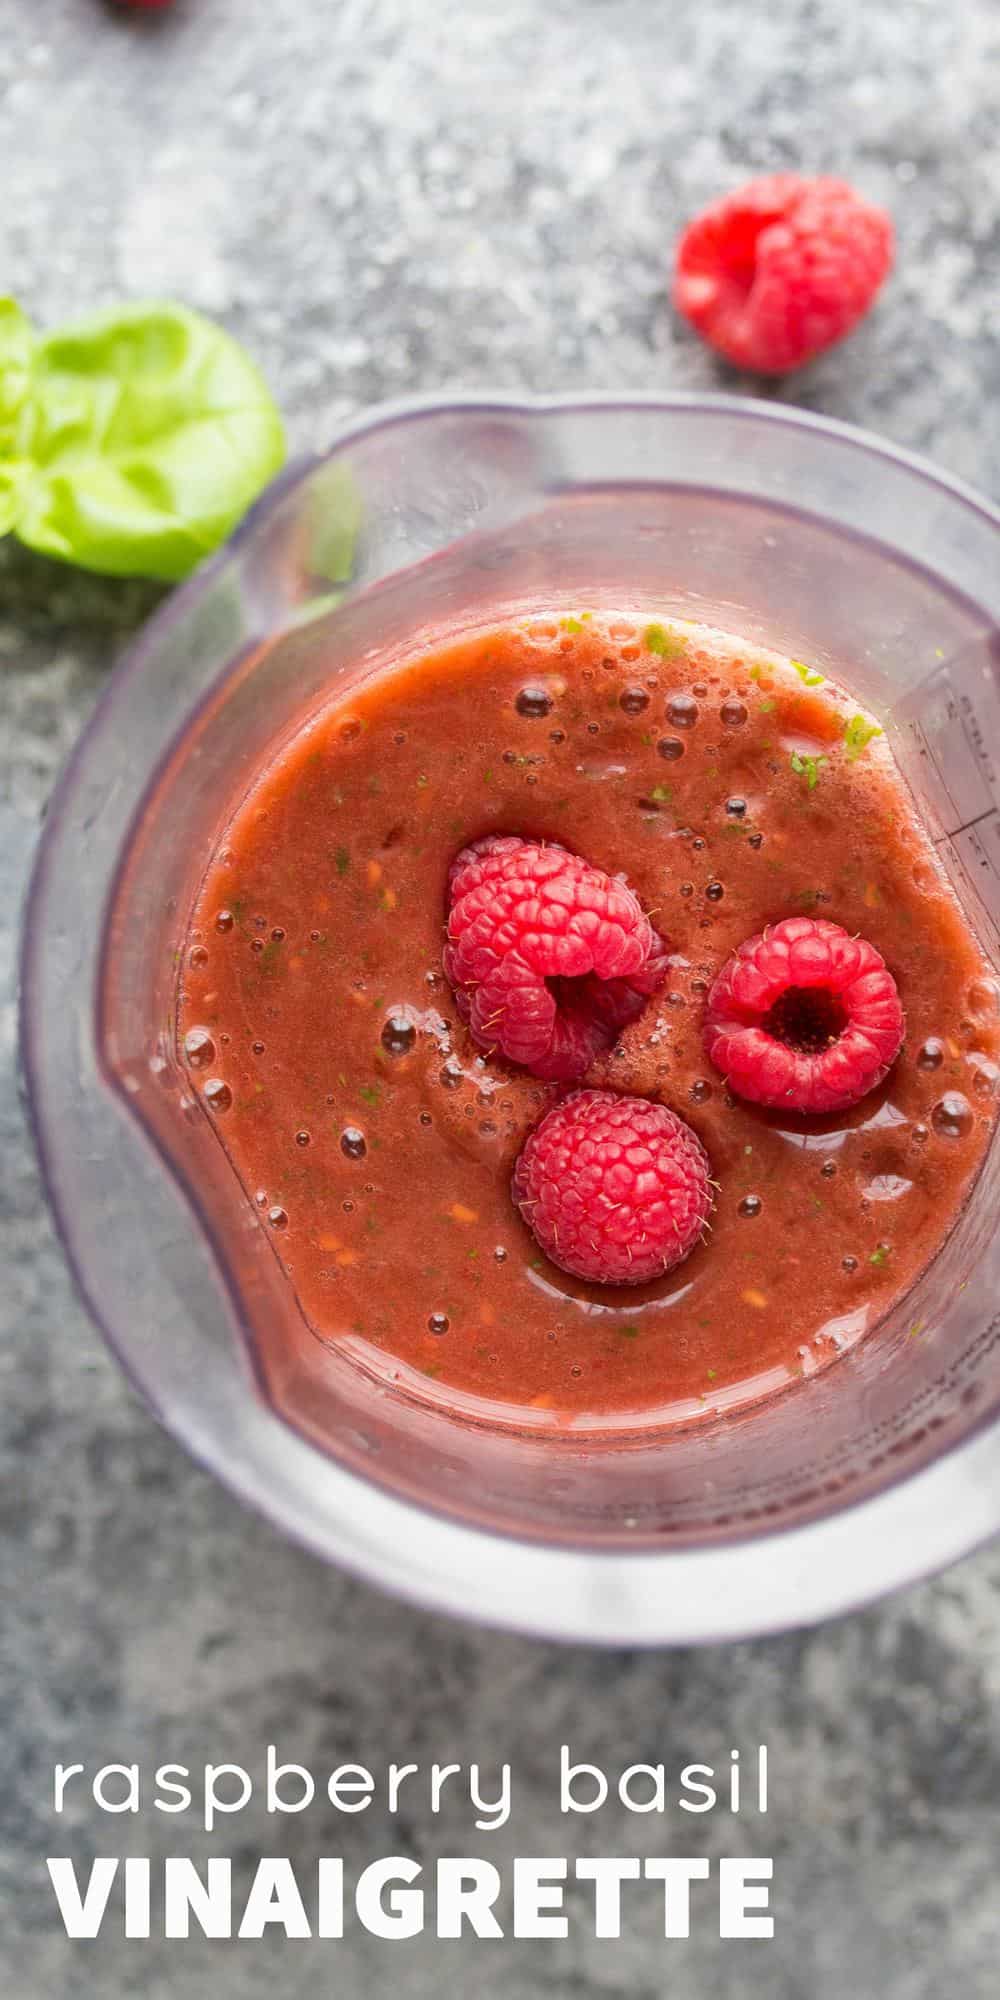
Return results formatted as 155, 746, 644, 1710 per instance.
305, 459, 362, 586
843, 713, 883, 761
790, 658, 825, 687
9, 300, 286, 581
0, 297, 34, 432
0, 471, 19, 538
0, 297, 36, 536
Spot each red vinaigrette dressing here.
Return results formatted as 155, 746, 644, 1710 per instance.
177, 614, 1000, 1430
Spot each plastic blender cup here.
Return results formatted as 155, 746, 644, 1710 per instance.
21, 395, 1000, 1642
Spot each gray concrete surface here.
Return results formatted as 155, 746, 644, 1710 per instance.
3, 1, 1000, 1994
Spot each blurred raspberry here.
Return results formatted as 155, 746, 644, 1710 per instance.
673, 174, 893, 374
512, 1089, 713, 1286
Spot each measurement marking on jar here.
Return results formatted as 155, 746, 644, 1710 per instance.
895, 650, 1000, 951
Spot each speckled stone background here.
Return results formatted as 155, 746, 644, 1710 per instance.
4, 1, 1000, 1994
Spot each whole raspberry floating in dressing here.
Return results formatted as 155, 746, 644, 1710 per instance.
673, 174, 894, 374
445, 835, 668, 1082
513, 1089, 713, 1286
704, 916, 905, 1113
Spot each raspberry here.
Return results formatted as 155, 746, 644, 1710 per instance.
445, 836, 668, 1082
673, 174, 893, 374
704, 916, 905, 1113
512, 1089, 712, 1286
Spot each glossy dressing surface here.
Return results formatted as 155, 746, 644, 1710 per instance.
178, 616, 1000, 1430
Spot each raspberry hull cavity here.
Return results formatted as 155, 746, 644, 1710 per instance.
444, 835, 668, 1082
704, 917, 905, 1113
513, 1090, 713, 1286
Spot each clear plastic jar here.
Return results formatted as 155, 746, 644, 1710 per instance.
21, 396, 1000, 1641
